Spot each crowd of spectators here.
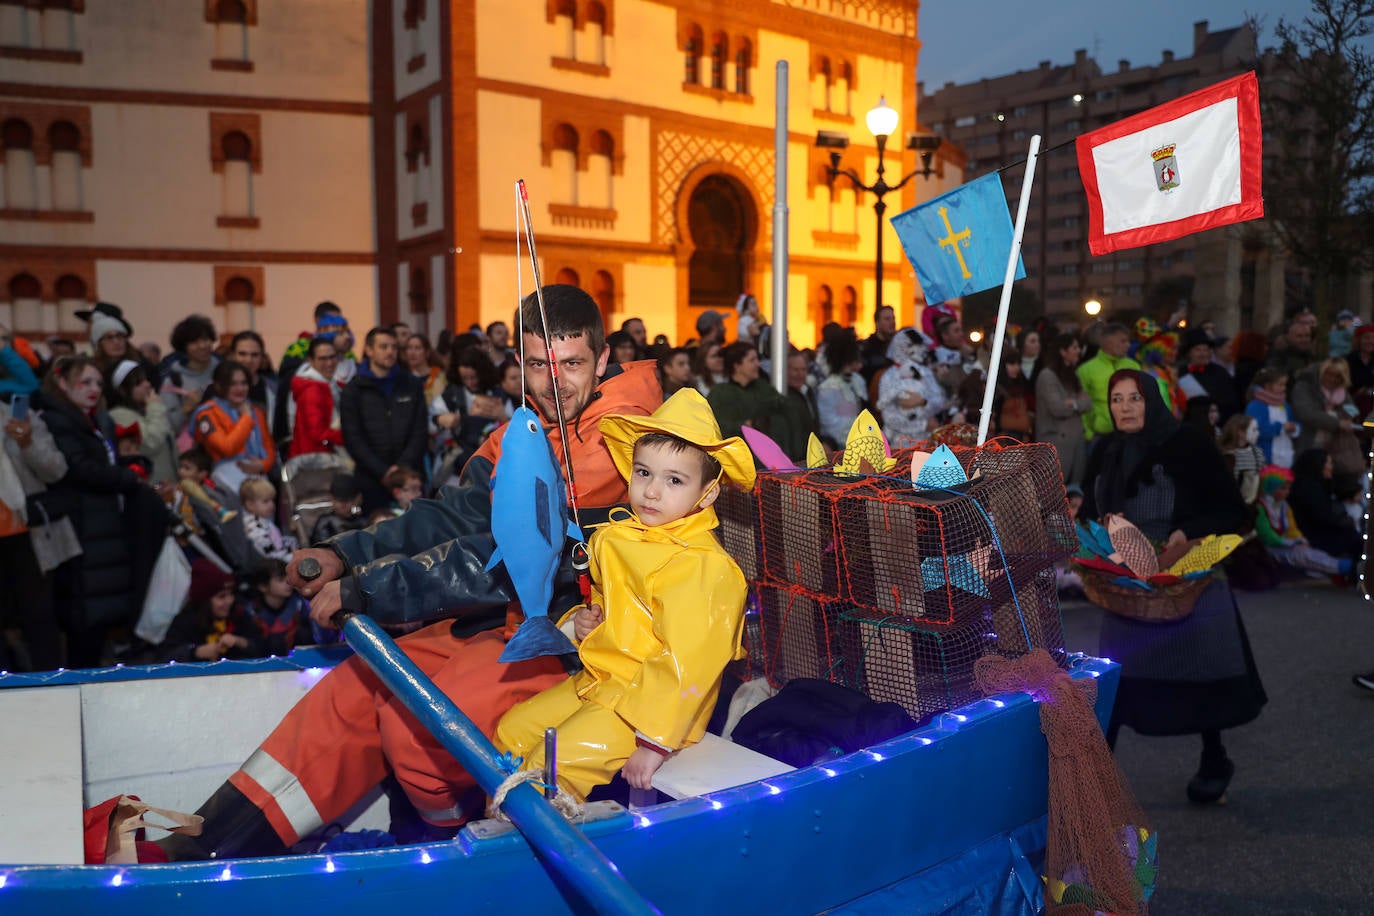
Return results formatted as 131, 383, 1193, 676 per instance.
0, 290, 1368, 673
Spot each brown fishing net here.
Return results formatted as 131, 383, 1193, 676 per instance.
713, 440, 1077, 721
976, 649, 1157, 916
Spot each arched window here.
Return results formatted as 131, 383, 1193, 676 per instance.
406, 120, 430, 227
408, 265, 429, 334
8, 273, 44, 335
586, 129, 614, 210
220, 130, 254, 218
842, 285, 858, 326
710, 32, 727, 90
818, 284, 834, 326
554, 267, 580, 287
584, 1, 607, 66
734, 40, 751, 95
592, 270, 614, 318
834, 184, 857, 234
223, 275, 255, 333
837, 62, 853, 115
683, 25, 702, 86
2, 119, 37, 210
215, 0, 249, 62
48, 120, 83, 211
553, 0, 575, 59
814, 57, 831, 112
53, 273, 87, 334
550, 123, 578, 206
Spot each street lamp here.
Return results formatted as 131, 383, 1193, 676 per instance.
817, 96, 941, 315
1084, 298, 1103, 317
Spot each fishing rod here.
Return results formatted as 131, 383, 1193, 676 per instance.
514, 179, 587, 540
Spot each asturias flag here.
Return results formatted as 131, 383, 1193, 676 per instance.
891, 173, 1026, 305
1077, 71, 1263, 255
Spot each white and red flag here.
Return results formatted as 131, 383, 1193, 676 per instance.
1076, 71, 1263, 255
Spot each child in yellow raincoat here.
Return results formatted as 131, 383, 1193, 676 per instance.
495, 388, 756, 801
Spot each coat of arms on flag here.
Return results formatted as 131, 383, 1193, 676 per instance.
1076, 71, 1263, 255
1152, 144, 1180, 191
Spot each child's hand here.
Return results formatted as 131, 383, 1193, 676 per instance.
194, 641, 222, 661
573, 603, 604, 640
220, 634, 249, 650
621, 746, 668, 790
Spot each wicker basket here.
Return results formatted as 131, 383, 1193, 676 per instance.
1073, 561, 1213, 623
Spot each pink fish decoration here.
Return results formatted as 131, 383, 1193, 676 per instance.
740, 425, 796, 470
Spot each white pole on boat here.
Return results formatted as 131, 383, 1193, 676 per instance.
771, 59, 789, 394
976, 135, 1041, 446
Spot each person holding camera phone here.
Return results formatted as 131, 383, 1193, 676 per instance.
0, 326, 67, 670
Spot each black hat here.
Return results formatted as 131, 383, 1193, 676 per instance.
76, 301, 134, 337
1182, 327, 1215, 352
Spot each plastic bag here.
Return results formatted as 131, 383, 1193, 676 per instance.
134, 536, 192, 645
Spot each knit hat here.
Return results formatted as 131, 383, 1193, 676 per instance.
1355, 324, 1374, 340
1259, 465, 1294, 495
317, 313, 348, 329
89, 311, 130, 346
111, 359, 141, 389
188, 558, 236, 605
600, 388, 756, 492
695, 309, 725, 336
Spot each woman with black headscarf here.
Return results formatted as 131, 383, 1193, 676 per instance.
1083, 369, 1266, 805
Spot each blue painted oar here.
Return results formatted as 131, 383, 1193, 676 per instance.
333, 609, 659, 916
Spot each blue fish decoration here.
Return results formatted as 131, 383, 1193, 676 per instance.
486, 406, 584, 663
913, 445, 968, 490
919, 553, 990, 597
1075, 521, 1117, 560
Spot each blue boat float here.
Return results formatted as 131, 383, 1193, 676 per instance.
0, 646, 1117, 915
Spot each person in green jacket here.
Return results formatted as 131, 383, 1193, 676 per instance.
1077, 324, 1141, 439
1077, 323, 1174, 440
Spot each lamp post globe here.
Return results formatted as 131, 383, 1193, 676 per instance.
1084, 299, 1103, 317
865, 96, 899, 139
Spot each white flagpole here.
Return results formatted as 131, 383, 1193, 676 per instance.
976, 134, 1041, 446
771, 60, 789, 395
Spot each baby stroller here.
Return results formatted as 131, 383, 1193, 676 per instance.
178, 480, 258, 574
280, 452, 353, 546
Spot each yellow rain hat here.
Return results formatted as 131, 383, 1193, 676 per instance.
600, 388, 756, 491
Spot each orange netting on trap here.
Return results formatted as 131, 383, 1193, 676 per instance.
976, 649, 1157, 915
714, 439, 1078, 722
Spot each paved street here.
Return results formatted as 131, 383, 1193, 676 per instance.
1061, 584, 1374, 916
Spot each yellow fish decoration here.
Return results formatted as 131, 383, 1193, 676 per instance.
834, 410, 897, 476
1164, 534, 1243, 576
806, 433, 829, 469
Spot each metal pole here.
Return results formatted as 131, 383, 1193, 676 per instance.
771, 59, 789, 395
335, 612, 658, 916
977, 135, 1042, 446
874, 133, 887, 314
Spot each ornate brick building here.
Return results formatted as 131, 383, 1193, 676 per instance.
375, 0, 960, 346
1, 0, 959, 355
0, 1, 376, 356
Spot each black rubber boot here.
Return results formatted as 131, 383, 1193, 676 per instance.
1186, 732, 1234, 805
157, 782, 289, 861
